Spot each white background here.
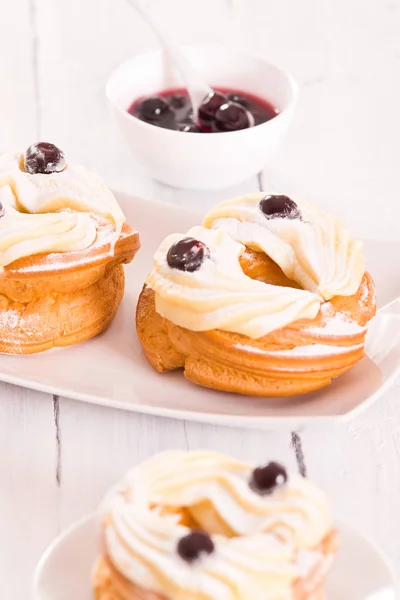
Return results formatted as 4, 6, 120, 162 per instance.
0, 0, 399, 596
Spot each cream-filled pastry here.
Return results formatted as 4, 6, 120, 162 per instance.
93, 450, 338, 600
136, 193, 376, 397
0, 142, 139, 354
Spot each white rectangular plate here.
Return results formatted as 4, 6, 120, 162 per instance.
1, 192, 400, 430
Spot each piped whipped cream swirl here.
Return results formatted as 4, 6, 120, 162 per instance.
203, 193, 365, 301
0, 151, 125, 267
0, 202, 97, 267
101, 450, 332, 600
147, 226, 321, 339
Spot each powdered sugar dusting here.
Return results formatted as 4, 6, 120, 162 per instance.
270, 342, 364, 357
306, 311, 367, 337
235, 342, 364, 357
6, 217, 133, 274
0, 307, 46, 352
1, 309, 21, 331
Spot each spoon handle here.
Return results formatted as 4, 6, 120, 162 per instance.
126, 0, 212, 115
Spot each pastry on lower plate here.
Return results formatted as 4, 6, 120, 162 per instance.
93, 450, 338, 600
136, 193, 376, 397
0, 142, 140, 354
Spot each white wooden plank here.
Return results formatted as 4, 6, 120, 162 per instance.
0, 1, 59, 597
184, 421, 299, 471
301, 378, 400, 568
233, 0, 400, 240
0, 386, 58, 598
56, 397, 188, 528
0, 0, 38, 149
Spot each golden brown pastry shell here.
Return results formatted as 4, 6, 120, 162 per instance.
136, 250, 376, 397
0, 222, 139, 354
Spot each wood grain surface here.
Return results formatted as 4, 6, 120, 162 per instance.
0, 0, 399, 596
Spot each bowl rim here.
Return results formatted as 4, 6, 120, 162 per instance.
105, 42, 298, 139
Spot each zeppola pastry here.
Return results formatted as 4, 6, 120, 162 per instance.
0, 142, 139, 354
93, 450, 338, 600
136, 193, 376, 396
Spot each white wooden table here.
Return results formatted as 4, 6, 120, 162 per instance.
1, 0, 399, 596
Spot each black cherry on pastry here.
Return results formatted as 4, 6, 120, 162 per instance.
259, 195, 301, 220
129, 87, 279, 133
167, 237, 210, 272
24, 142, 66, 175
213, 102, 252, 132
0, 202, 4, 218
250, 461, 288, 495
177, 530, 215, 563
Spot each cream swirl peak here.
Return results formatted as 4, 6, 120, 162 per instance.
0, 203, 97, 268
203, 193, 365, 301
0, 149, 125, 234
99, 450, 333, 600
146, 226, 321, 339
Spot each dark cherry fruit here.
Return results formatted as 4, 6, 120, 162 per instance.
227, 93, 250, 109
250, 462, 288, 496
24, 142, 66, 175
198, 91, 228, 123
128, 87, 278, 132
167, 237, 210, 272
137, 96, 172, 124
213, 102, 252, 132
0, 202, 5, 218
170, 93, 187, 109
259, 195, 301, 220
177, 530, 215, 563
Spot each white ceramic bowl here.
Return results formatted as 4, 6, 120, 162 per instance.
106, 43, 297, 190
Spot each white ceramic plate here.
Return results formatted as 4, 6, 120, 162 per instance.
1, 192, 400, 430
32, 513, 397, 600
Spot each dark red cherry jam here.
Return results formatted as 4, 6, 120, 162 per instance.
128, 87, 279, 133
